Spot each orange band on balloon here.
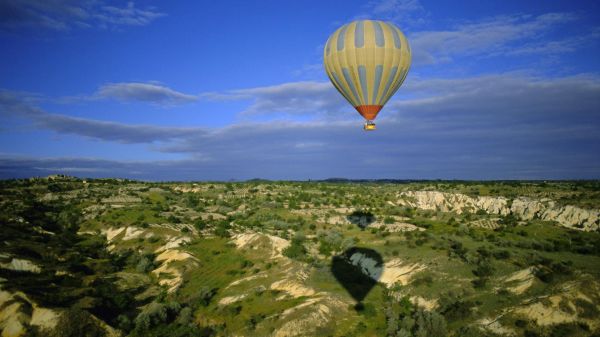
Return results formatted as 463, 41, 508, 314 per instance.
355, 105, 383, 120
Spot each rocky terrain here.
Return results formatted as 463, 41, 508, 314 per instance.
398, 191, 600, 231
0, 178, 599, 336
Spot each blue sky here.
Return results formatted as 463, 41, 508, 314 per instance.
1, 0, 599, 180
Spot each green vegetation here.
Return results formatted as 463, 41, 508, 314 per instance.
0, 177, 599, 336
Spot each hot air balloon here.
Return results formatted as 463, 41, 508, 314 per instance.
324, 20, 411, 130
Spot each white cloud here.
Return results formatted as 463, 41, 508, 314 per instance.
409, 13, 579, 65
95, 2, 164, 27
96, 82, 197, 105
201, 81, 349, 118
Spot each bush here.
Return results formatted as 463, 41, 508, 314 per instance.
549, 322, 590, 337
192, 287, 216, 307
168, 215, 181, 224
499, 214, 519, 227
214, 222, 230, 238
317, 229, 344, 255
136, 255, 156, 273
414, 309, 447, 337
574, 298, 599, 319
48, 307, 107, 337
176, 307, 193, 325
534, 267, 555, 283
439, 294, 474, 321
472, 261, 494, 278
283, 240, 307, 260
493, 250, 511, 259
476, 246, 492, 259
245, 313, 266, 330
117, 314, 133, 331
134, 301, 182, 332
384, 297, 447, 337
448, 239, 469, 260
194, 218, 207, 231
472, 277, 488, 289
412, 274, 433, 287
240, 259, 254, 269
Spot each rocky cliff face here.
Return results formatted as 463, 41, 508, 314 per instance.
0, 289, 59, 337
397, 191, 600, 232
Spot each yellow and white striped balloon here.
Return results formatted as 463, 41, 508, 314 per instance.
323, 20, 411, 122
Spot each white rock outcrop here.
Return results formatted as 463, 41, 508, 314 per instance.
397, 191, 599, 231
0, 259, 41, 274
0, 290, 59, 337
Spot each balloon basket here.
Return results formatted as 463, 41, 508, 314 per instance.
363, 121, 376, 131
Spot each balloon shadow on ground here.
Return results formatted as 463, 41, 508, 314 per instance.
346, 210, 376, 230
331, 247, 383, 311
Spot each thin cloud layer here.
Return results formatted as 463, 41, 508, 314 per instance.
202, 81, 349, 117
96, 82, 197, 105
358, 0, 428, 27
0, 0, 164, 32
0, 90, 201, 143
410, 13, 580, 65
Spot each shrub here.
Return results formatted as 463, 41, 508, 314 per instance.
168, 215, 181, 224
414, 309, 447, 337
48, 308, 106, 337
476, 246, 492, 259
117, 314, 133, 331
493, 250, 511, 259
283, 241, 307, 260
193, 287, 216, 307
136, 256, 156, 273
549, 322, 589, 337
176, 307, 193, 326
194, 218, 206, 231
412, 274, 433, 287
239, 259, 253, 269
245, 313, 266, 330
476, 209, 487, 216
214, 222, 230, 238
534, 267, 554, 283
472, 261, 494, 278
472, 277, 488, 289
574, 298, 599, 319
448, 239, 469, 260
439, 294, 474, 321
499, 214, 519, 227
134, 301, 182, 332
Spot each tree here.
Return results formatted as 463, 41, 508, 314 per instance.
283, 232, 307, 260
414, 309, 447, 337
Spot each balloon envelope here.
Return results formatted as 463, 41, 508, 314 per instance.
323, 20, 411, 121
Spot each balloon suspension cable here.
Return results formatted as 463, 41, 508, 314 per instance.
363, 120, 376, 131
